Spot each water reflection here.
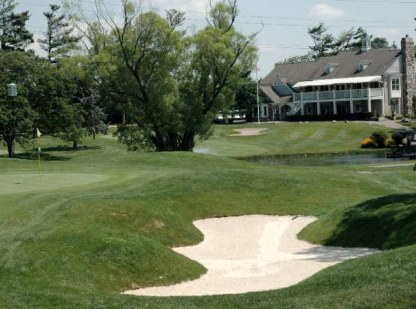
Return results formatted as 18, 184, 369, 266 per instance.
244, 153, 409, 167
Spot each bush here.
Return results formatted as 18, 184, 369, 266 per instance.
361, 137, 377, 148
384, 137, 395, 147
391, 131, 405, 147
370, 131, 388, 148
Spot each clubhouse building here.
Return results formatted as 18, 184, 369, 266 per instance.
259, 35, 416, 121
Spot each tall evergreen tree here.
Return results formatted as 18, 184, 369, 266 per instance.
38, 4, 80, 62
308, 23, 334, 60
0, 0, 33, 51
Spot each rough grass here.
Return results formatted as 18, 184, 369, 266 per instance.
0, 122, 415, 308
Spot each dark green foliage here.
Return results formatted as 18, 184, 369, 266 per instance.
308, 23, 368, 60
233, 76, 266, 121
0, 0, 33, 51
308, 23, 334, 60
280, 53, 314, 64
38, 4, 80, 63
331, 27, 366, 53
371, 37, 389, 49
370, 131, 387, 148
392, 131, 405, 146
94, 1, 256, 152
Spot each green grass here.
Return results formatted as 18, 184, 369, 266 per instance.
195, 122, 389, 157
0, 122, 415, 308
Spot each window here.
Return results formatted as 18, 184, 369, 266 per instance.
390, 99, 399, 113
358, 63, 368, 72
392, 78, 400, 91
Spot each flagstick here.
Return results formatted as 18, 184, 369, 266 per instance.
36, 129, 41, 180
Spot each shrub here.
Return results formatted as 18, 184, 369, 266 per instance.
384, 137, 395, 147
370, 131, 388, 148
391, 131, 405, 147
361, 137, 377, 148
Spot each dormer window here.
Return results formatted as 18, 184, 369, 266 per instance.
325, 63, 338, 74
358, 60, 371, 72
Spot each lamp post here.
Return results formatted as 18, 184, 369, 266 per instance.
256, 66, 260, 125
7, 83, 17, 97
6, 83, 17, 158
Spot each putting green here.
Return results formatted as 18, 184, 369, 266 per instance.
0, 172, 108, 194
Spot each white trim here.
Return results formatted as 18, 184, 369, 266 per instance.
293, 75, 382, 88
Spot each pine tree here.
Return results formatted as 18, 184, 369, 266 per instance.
38, 4, 80, 62
0, 0, 33, 51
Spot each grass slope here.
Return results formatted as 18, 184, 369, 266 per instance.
0, 122, 414, 308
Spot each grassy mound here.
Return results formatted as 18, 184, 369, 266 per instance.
300, 193, 416, 250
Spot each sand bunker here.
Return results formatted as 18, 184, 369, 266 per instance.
124, 215, 378, 297
230, 128, 267, 136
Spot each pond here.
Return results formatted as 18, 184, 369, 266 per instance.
243, 153, 410, 167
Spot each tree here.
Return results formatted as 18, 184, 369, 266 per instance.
307, 23, 334, 60
307, 24, 368, 60
63, 0, 111, 55
0, 52, 76, 157
58, 55, 108, 148
331, 27, 366, 53
233, 76, 265, 122
73, 0, 256, 152
174, 1, 257, 150
0, 0, 33, 51
371, 37, 389, 49
280, 53, 314, 64
38, 4, 80, 62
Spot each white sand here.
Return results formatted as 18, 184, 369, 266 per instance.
229, 128, 267, 136
123, 215, 379, 297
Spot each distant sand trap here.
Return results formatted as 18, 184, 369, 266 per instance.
230, 128, 267, 136
124, 215, 379, 296
0, 173, 108, 194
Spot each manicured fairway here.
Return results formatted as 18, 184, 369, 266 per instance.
0, 122, 414, 308
0, 173, 108, 194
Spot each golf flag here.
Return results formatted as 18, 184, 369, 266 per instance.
36, 128, 42, 138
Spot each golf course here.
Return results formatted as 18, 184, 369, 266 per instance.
0, 121, 415, 308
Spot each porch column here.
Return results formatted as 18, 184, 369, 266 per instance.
317, 91, 321, 115
381, 90, 385, 116
367, 86, 371, 113
333, 100, 337, 115
350, 88, 354, 113
301, 92, 304, 115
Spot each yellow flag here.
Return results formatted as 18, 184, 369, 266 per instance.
36, 128, 42, 138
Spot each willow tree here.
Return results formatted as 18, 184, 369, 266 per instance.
82, 0, 257, 151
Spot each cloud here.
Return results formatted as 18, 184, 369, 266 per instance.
307, 4, 344, 19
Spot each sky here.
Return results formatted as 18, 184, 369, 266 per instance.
18, 0, 416, 78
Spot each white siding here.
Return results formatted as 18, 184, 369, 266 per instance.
385, 58, 401, 74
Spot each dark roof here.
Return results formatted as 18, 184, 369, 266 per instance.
272, 84, 293, 96
260, 48, 401, 103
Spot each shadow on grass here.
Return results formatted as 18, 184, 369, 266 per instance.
324, 193, 416, 250
0, 152, 70, 161
41, 145, 101, 152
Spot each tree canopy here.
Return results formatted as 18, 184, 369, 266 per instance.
78, 0, 258, 152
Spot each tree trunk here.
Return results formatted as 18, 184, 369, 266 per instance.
180, 131, 195, 151
72, 140, 78, 150
6, 138, 15, 158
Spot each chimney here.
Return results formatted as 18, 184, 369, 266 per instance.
401, 35, 416, 115
361, 33, 371, 52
